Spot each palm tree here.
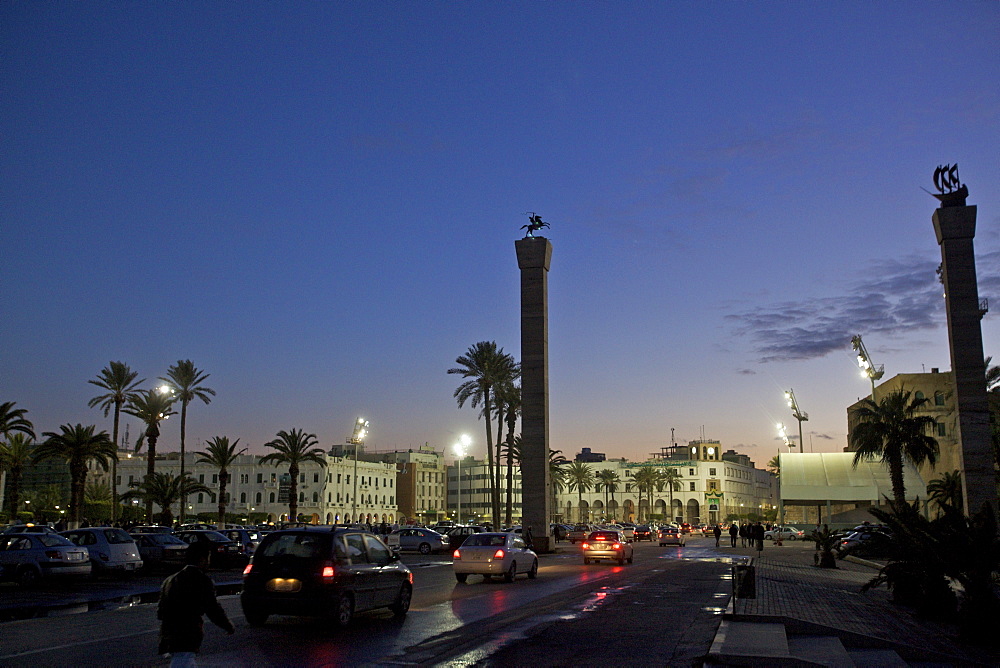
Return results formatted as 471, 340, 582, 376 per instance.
121, 472, 211, 527
0, 434, 35, 517
548, 448, 568, 522
35, 424, 116, 527
161, 360, 215, 523
196, 436, 247, 525
850, 389, 939, 506
0, 401, 35, 440
124, 389, 177, 521
260, 429, 326, 522
495, 379, 521, 526
766, 455, 781, 479
88, 361, 144, 522
632, 466, 657, 523
565, 462, 595, 522
928, 470, 963, 514
594, 469, 620, 522
448, 341, 517, 526
659, 467, 681, 522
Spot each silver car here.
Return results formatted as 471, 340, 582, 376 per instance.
387, 528, 450, 555
582, 530, 634, 565
658, 526, 686, 546
0, 533, 91, 585
61, 527, 143, 575
452, 532, 538, 583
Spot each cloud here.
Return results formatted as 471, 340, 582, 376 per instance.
728, 251, 1000, 363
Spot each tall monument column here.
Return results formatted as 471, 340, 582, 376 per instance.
516, 232, 553, 553
930, 166, 996, 518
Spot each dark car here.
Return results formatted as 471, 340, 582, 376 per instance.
444, 525, 486, 548
633, 525, 653, 541
131, 532, 189, 570
221, 528, 261, 557
241, 528, 412, 627
173, 530, 247, 569
837, 529, 893, 559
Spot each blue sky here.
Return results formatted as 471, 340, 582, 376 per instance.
3, 3, 998, 465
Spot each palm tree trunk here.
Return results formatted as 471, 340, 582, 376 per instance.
505, 433, 514, 526
218, 469, 228, 526
288, 464, 299, 522
69, 462, 86, 527
889, 453, 907, 506
578, 489, 583, 522
179, 401, 188, 524
111, 401, 121, 523
145, 432, 158, 523
496, 408, 505, 525
484, 394, 497, 526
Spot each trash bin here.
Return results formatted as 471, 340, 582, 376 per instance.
733, 559, 756, 599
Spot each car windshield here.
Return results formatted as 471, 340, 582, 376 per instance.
104, 529, 134, 544
463, 534, 508, 547
150, 534, 187, 545
588, 532, 619, 541
200, 531, 231, 542
573, 524, 589, 530
259, 533, 327, 559
39, 534, 74, 547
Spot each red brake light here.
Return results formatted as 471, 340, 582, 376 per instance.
322, 561, 335, 579
581, 543, 590, 550
45, 551, 62, 559
453, 549, 461, 560
408, 572, 414, 584
493, 549, 505, 559
243, 563, 253, 576
613, 543, 622, 550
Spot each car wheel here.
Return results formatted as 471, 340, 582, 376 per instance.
504, 561, 517, 583
617, 557, 624, 566
418, 543, 432, 555
788, 535, 796, 541
391, 584, 412, 617
456, 573, 468, 583
482, 574, 492, 582
527, 559, 538, 580
334, 593, 354, 627
244, 607, 268, 627
627, 555, 634, 564
17, 567, 39, 587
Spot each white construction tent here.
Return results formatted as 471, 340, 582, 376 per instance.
778, 452, 926, 525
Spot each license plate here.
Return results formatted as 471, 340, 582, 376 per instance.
266, 578, 302, 593
67, 552, 84, 561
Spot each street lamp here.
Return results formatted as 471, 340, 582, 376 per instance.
777, 423, 793, 450
348, 418, 369, 523
454, 434, 471, 524
851, 335, 884, 403
784, 389, 808, 453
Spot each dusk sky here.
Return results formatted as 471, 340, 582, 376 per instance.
3, 3, 998, 467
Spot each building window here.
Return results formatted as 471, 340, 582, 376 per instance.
300, 474, 305, 483
255, 492, 262, 504
198, 474, 204, 483
337, 474, 342, 484
299, 492, 304, 503
240, 492, 247, 503
709, 468, 716, 476
257, 473, 263, 484
314, 473, 319, 483
915, 391, 925, 401
689, 468, 695, 476
934, 392, 945, 406
937, 422, 946, 437
212, 474, 218, 484
313, 492, 319, 502
198, 493, 204, 503
689, 482, 696, 491
269, 492, 275, 503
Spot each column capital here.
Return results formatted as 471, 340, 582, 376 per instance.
933, 205, 977, 244
515, 237, 552, 271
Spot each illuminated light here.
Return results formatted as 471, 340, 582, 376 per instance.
408, 572, 414, 584
322, 563, 335, 579
243, 564, 253, 576
613, 543, 622, 550
581, 543, 590, 550
453, 550, 461, 559
493, 549, 505, 559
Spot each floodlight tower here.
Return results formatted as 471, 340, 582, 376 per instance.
348, 418, 369, 523
777, 423, 793, 450
851, 335, 884, 403
784, 388, 808, 452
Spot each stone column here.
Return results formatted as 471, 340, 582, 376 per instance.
932, 203, 996, 517
516, 236, 553, 553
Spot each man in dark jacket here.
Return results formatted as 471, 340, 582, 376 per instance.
728, 523, 739, 547
712, 524, 722, 547
158, 541, 235, 666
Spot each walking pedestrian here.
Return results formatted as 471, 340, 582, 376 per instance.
713, 524, 722, 548
729, 523, 738, 547
754, 522, 765, 553
157, 541, 235, 667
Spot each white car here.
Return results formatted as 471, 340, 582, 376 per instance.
658, 527, 686, 546
764, 526, 805, 541
453, 532, 538, 583
61, 527, 143, 575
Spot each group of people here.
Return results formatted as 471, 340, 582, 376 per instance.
711, 522, 766, 551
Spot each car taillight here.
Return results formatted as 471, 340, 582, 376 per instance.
613, 543, 622, 550
45, 551, 62, 559
408, 572, 414, 584
581, 543, 590, 550
493, 549, 505, 559
453, 550, 461, 559
322, 561, 335, 580
243, 563, 253, 576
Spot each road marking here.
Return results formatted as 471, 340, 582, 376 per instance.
0, 628, 157, 659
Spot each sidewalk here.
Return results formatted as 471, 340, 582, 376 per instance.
716, 539, 1000, 666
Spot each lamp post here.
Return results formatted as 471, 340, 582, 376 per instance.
777, 423, 793, 451
784, 389, 808, 453
851, 335, 884, 403
348, 418, 369, 523
454, 434, 471, 524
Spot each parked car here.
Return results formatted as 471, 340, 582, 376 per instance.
173, 530, 247, 569
221, 528, 261, 557
550, 524, 571, 542
444, 525, 487, 548
764, 526, 805, 542
567, 524, 595, 544
452, 532, 538, 583
386, 528, 450, 555
658, 526, 686, 547
0, 532, 91, 585
2, 523, 58, 535
131, 532, 189, 570
633, 525, 653, 541
129, 525, 174, 534
582, 530, 634, 565
837, 529, 893, 559
241, 527, 412, 627
60, 528, 143, 575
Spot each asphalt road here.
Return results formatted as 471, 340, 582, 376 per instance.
0, 536, 732, 666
